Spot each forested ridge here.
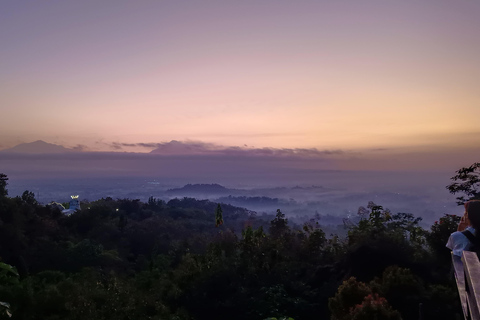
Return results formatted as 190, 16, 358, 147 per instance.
0, 170, 472, 320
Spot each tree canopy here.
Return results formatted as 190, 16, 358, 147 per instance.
446, 162, 480, 205
0, 172, 465, 319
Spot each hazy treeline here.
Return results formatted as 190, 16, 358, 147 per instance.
0, 174, 462, 319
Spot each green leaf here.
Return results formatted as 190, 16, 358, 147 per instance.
0, 263, 18, 277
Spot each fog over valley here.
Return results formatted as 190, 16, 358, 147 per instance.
1, 143, 462, 227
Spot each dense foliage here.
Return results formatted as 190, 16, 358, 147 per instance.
446, 162, 480, 205
0, 174, 463, 319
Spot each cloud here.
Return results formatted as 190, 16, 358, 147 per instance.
141, 140, 347, 158
200, 132, 306, 138
150, 140, 220, 155
107, 142, 162, 151
85, 140, 351, 158
109, 142, 124, 150
78, 139, 480, 172
71, 144, 89, 151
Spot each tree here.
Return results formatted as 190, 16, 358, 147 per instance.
329, 276, 401, 320
426, 214, 461, 263
269, 209, 289, 238
0, 262, 19, 318
446, 162, 480, 205
118, 213, 128, 233
147, 196, 164, 210
215, 204, 223, 227
328, 277, 372, 320
349, 294, 401, 320
372, 266, 424, 320
0, 173, 8, 197
21, 190, 37, 205
348, 202, 392, 245
302, 223, 326, 257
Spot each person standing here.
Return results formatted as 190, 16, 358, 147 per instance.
446, 200, 480, 256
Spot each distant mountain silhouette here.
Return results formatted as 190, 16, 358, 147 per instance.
0, 140, 74, 153
166, 183, 233, 195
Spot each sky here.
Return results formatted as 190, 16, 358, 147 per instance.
1, 1, 479, 168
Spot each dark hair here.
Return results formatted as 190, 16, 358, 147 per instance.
466, 200, 480, 230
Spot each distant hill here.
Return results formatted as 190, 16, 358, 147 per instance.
0, 140, 74, 153
166, 183, 233, 195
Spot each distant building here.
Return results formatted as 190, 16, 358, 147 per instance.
62, 195, 81, 215
47, 201, 65, 211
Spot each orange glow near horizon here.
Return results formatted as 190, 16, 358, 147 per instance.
0, 1, 479, 163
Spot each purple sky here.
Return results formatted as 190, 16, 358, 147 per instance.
0, 1, 479, 172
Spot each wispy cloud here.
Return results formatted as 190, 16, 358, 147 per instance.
71, 144, 89, 151
104, 141, 163, 151
105, 140, 348, 158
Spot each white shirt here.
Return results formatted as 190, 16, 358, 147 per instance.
446, 227, 476, 256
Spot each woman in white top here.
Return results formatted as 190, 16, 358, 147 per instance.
446, 200, 480, 256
